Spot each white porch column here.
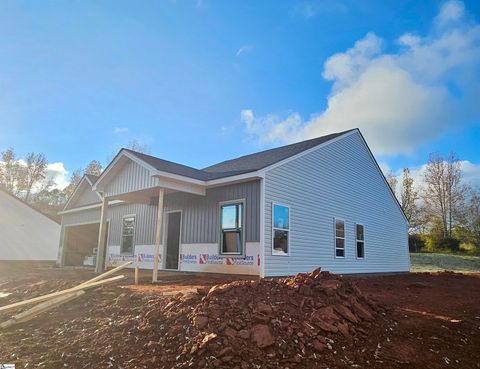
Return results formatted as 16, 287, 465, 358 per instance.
95, 196, 108, 273
152, 188, 165, 282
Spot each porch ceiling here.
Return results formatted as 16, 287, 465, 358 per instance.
110, 185, 202, 204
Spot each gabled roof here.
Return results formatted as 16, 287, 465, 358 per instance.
85, 174, 99, 184
63, 174, 102, 211
202, 130, 355, 175
122, 129, 355, 182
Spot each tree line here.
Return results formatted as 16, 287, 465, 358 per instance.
1, 145, 478, 253
0, 148, 103, 220
0, 141, 148, 220
386, 152, 480, 253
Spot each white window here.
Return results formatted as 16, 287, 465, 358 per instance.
219, 201, 244, 255
121, 216, 135, 254
335, 218, 345, 258
356, 224, 365, 259
272, 204, 289, 255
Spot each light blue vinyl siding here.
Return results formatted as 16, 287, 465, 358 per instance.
263, 131, 409, 276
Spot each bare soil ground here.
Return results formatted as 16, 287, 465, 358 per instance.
0, 263, 479, 369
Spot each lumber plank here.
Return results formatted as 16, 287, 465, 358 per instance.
0, 275, 125, 314
0, 291, 85, 329
79, 261, 132, 287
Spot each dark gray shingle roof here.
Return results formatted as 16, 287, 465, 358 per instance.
124, 129, 355, 181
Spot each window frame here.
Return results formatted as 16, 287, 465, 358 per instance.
120, 214, 136, 255
218, 199, 246, 257
334, 217, 345, 259
272, 203, 290, 256
355, 223, 365, 259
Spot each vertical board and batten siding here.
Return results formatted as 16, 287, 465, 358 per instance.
103, 160, 159, 198
107, 203, 157, 246
164, 180, 260, 243
263, 131, 409, 276
61, 207, 101, 226
72, 187, 101, 208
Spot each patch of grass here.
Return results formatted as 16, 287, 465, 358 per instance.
410, 252, 480, 273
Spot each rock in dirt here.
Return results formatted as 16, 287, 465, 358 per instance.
251, 324, 275, 348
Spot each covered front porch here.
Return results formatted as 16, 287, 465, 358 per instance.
92, 149, 261, 280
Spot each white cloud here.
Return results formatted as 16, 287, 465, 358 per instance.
293, 1, 348, 19
45, 162, 69, 190
236, 44, 254, 57
241, 109, 303, 145
385, 160, 480, 192
435, 0, 465, 25
114, 127, 129, 134
244, 0, 480, 156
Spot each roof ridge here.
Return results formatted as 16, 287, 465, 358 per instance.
122, 129, 357, 181
202, 129, 357, 172
123, 148, 206, 173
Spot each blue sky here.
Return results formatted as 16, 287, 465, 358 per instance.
0, 0, 479, 188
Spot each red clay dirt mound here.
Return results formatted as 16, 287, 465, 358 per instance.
147, 268, 382, 368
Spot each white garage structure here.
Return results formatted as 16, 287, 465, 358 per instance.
0, 189, 60, 261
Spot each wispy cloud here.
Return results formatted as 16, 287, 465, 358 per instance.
236, 44, 254, 57
245, 0, 480, 156
114, 127, 129, 134
293, 0, 348, 19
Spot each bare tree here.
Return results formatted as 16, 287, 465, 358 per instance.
400, 168, 420, 231
423, 152, 467, 238
63, 169, 83, 199
462, 187, 480, 248
84, 160, 103, 176
20, 153, 48, 202
127, 139, 150, 154
0, 148, 22, 195
385, 170, 398, 196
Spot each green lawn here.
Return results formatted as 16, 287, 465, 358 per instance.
410, 252, 480, 273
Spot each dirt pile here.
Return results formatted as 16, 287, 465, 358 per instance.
150, 268, 382, 368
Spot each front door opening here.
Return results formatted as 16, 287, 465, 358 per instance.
165, 211, 181, 270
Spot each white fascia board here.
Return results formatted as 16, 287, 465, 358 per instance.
260, 129, 357, 174
93, 149, 158, 191
205, 172, 263, 187
156, 176, 206, 196
58, 199, 124, 215
205, 131, 357, 188
355, 130, 409, 224
153, 170, 206, 186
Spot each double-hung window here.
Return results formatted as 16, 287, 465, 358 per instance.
121, 216, 135, 254
272, 204, 289, 255
335, 218, 345, 258
356, 224, 365, 259
219, 201, 244, 255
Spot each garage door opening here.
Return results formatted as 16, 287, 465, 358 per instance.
63, 222, 109, 267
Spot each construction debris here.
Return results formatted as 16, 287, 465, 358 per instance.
0, 290, 85, 329
0, 261, 131, 326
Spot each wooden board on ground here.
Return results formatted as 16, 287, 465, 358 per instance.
0, 275, 126, 314
0, 291, 85, 329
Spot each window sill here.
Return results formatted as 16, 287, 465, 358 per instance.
272, 251, 289, 257
218, 253, 245, 259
